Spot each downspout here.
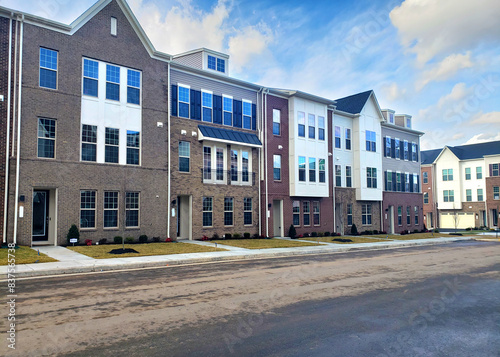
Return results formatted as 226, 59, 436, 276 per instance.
257, 87, 263, 236
167, 61, 171, 239
380, 201, 383, 233
264, 89, 269, 237
332, 110, 336, 233
11, 18, 18, 157
13, 14, 24, 245
3, 14, 13, 244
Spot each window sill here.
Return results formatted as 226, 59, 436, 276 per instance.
80, 228, 97, 231
125, 227, 140, 230
103, 228, 119, 231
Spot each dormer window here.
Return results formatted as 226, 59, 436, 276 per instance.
207, 55, 226, 73
389, 113, 394, 124
406, 117, 412, 128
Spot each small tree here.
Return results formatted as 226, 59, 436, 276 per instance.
67, 224, 80, 245
288, 224, 297, 239
350, 223, 358, 235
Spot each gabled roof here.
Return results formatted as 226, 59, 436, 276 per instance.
269, 88, 336, 106
334, 90, 373, 114
198, 125, 262, 147
421, 149, 442, 165
421, 140, 500, 164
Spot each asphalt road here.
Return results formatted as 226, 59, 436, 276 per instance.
3, 241, 500, 357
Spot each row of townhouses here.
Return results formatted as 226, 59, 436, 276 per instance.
421, 141, 500, 230
0, 0, 428, 247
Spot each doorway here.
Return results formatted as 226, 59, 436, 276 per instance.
33, 190, 49, 241
177, 195, 192, 240
389, 206, 395, 234
273, 200, 283, 237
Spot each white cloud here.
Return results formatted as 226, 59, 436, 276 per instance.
390, 0, 500, 66
416, 52, 474, 91
0, 0, 94, 23
465, 132, 500, 144
381, 82, 407, 101
470, 111, 500, 125
228, 24, 273, 73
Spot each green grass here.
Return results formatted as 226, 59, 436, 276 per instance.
0, 246, 57, 265
68, 243, 226, 259
301, 236, 388, 244
212, 239, 318, 249
371, 233, 449, 240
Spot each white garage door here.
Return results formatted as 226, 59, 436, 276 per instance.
440, 212, 475, 229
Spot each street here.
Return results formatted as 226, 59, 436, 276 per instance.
3, 241, 500, 356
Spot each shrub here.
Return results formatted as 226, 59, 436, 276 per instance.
244, 232, 251, 239
400, 231, 407, 235
99, 238, 107, 245
201, 235, 209, 241
125, 237, 134, 244
324, 231, 331, 237
152, 237, 160, 242
335, 232, 341, 236
212, 233, 220, 240
465, 227, 472, 231
373, 230, 378, 235
303, 233, 310, 238
413, 229, 419, 234
333, 238, 352, 242
433, 228, 440, 233
297, 234, 303, 238
114, 236, 123, 244
318, 232, 324, 237
165, 238, 173, 242
139, 235, 148, 243
288, 224, 297, 239
311, 232, 318, 237
224, 233, 232, 240
84, 239, 92, 246
233, 233, 241, 239
379, 231, 387, 235
67, 224, 80, 245
252, 233, 260, 239
351, 224, 358, 235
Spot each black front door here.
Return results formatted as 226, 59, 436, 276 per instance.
33, 190, 49, 241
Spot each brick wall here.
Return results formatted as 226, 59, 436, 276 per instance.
0, 17, 10, 241
383, 192, 424, 233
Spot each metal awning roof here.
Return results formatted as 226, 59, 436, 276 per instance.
198, 125, 262, 147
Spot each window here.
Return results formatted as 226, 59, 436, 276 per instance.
309, 158, 316, 182
216, 148, 224, 181
273, 155, 281, 181
476, 167, 482, 179
293, 201, 300, 226
242, 151, 249, 183
224, 197, 233, 226
335, 126, 341, 148
477, 189, 483, 201
80, 190, 96, 228
217, 58, 225, 73
366, 131, 376, 152
414, 206, 419, 225
38, 118, 56, 158
385, 137, 391, 157
244, 198, 252, 225
273, 109, 281, 135
223, 96, 233, 126
386, 171, 393, 191
335, 165, 341, 187
492, 164, 499, 176
203, 197, 213, 227
465, 168, 471, 180
298, 111, 305, 137
243, 100, 252, 129
308, 114, 315, 139
347, 204, 353, 226
126, 69, 141, 105
105, 128, 119, 163
406, 117, 411, 128
423, 171, 428, 184
405, 173, 410, 192
39, 48, 58, 89
345, 128, 351, 150
111, 17, 117, 35
179, 141, 190, 172
362, 204, 372, 225
83, 59, 98, 97
203, 145, 226, 183
367, 167, 377, 188
318, 116, 325, 140
346, 166, 352, 187
413, 174, 419, 192
303, 201, 310, 226
319, 159, 326, 183
298, 156, 306, 182
424, 192, 429, 204
407, 206, 411, 225
231, 150, 238, 182
178, 85, 190, 118
208, 55, 225, 73
203, 146, 212, 180
411, 143, 417, 161
395, 138, 400, 159
404, 140, 409, 160
443, 190, 454, 202
494, 186, 500, 200
126, 131, 140, 165
104, 191, 118, 228
208, 55, 216, 70
396, 172, 402, 192
125, 192, 140, 227
389, 113, 394, 124
106, 64, 120, 101
202, 91, 213, 122
82, 124, 97, 162
466, 189, 472, 202
313, 201, 320, 225
442, 169, 453, 181
398, 206, 402, 225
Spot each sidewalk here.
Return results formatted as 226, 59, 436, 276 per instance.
0, 236, 485, 278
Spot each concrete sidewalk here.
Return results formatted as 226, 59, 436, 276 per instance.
0, 236, 485, 278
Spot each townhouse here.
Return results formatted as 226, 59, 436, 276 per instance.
421, 141, 500, 230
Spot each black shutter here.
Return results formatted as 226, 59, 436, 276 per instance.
171, 85, 177, 117
234, 99, 242, 128
252, 103, 257, 130
383, 137, 387, 157
192, 90, 201, 120
384, 171, 388, 191
213, 95, 222, 124
410, 174, 414, 192
391, 139, 395, 158
416, 144, 419, 162
417, 174, 420, 193
392, 172, 397, 192
400, 140, 404, 160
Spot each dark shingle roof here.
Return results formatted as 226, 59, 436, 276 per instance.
198, 125, 262, 146
421, 149, 442, 165
334, 90, 373, 114
421, 140, 500, 164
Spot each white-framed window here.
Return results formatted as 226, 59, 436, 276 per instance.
319, 159, 326, 183
466, 189, 472, 202
413, 174, 418, 192
224, 197, 234, 226
203, 145, 226, 183
494, 186, 499, 200
308, 114, 315, 139
244, 198, 252, 225
367, 167, 377, 188
83, 58, 98, 97
407, 206, 411, 225
398, 206, 402, 225
465, 167, 471, 180
442, 169, 453, 181
476, 166, 482, 179
405, 173, 410, 192
335, 165, 342, 187
81, 124, 97, 162
39, 47, 58, 89
346, 166, 352, 187
396, 172, 402, 191
106, 64, 120, 101
424, 192, 429, 204
111, 17, 117, 36
243, 100, 252, 129
207, 55, 225, 73
318, 116, 325, 141
347, 204, 353, 226
273, 109, 281, 135
477, 189, 483, 201
366, 130, 376, 152
229, 147, 251, 185
412, 143, 417, 161
406, 117, 412, 128
104, 191, 119, 228
223, 95, 233, 126
298, 156, 306, 182
389, 112, 394, 124
385, 136, 391, 157
335, 126, 341, 148
404, 140, 409, 160
493, 164, 500, 177
203, 197, 213, 227
178, 84, 190, 118
309, 158, 316, 182
208, 55, 216, 70
293, 201, 300, 226
345, 128, 351, 150
423, 171, 428, 183
313, 201, 320, 226
386, 170, 393, 191
105, 128, 119, 163
298, 111, 305, 137
303, 201, 310, 226
125, 192, 140, 228
179, 141, 190, 172
362, 204, 372, 225
126, 131, 140, 165
443, 190, 454, 202
414, 206, 419, 225
273, 155, 281, 181
80, 190, 96, 229
38, 118, 56, 159
127, 69, 141, 105
395, 138, 400, 159
202, 90, 213, 122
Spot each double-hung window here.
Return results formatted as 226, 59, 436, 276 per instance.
224, 197, 234, 226
80, 190, 96, 228
308, 114, 315, 139
335, 126, 341, 148
216, 148, 224, 181
414, 206, 419, 225
366, 131, 376, 152
231, 150, 238, 182
298, 157, 306, 182
404, 140, 409, 160
424, 192, 429, 204
309, 158, 316, 182
298, 112, 305, 137
395, 138, 400, 159
242, 151, 249, 182
319, 159, 326, 183
465, 168, 471, 180
244, 198, 252, 225
367, 167, 377, 188
39, 48, 58, 89
83, 59, 98, 97
202, 197, 213, 227
38, 118, 56, 158
413, 174, 419, 192
313, 202, 320, 225
82, 124, 97, 162
476, 167, 482, 179
412, 143, 417, 161
318, 116, 325, 140
203, 146, 225, 183
385, 137, 391, 157
273, 155, 281, 181
303, 202, 310, 226
335, 165, 341, 187
443, 190, 454, 202
396, 172, 402, 191
405, 173, 410, 192
208, 55, 216, 70
362, 204, 372, 225
345, 128, 351, 150
423, 171, 428, 184
127, 69, 141, 105
347, 204, 353, 226
386, 170, 393, 191
217, 58, 225, 73
494, 186, 500, 200
106, 64, 120, 101
493, 164, 500, 176
203, 146, 212, 180
104, 191, 119, 228
105, 128, 119, 163
406, 206, 411, 225
126, 131, 140, 165
202, 91, 213, 122
398, 206, 402, 225
442, 169, 453, 181
273, 109, 281, 135
477, 189, 483, 201
179, 141, 190, 172
223, 96, 233, 126
466, 189, 472, 202
346, 166, 352, 187
125, 192, 140, 228
243, 100, 252, 129
293, 201, 300, 226
178, 85, 190, 118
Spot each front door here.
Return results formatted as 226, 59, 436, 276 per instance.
273, 200, 282, 237
33, 190, 49, 241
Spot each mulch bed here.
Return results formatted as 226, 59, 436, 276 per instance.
108, 248, 139, 254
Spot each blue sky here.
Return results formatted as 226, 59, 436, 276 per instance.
2, 0, 500, 150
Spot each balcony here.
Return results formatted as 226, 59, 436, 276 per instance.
201, 169, 255, 186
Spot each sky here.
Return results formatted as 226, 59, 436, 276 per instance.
1, 0, 500, 150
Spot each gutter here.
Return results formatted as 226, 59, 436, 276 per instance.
257, 87, 263, 236
167, 61, 171, 239
3, 14, 13, 244
264, 89, 269, 237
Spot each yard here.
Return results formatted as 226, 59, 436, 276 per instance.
301, 236, 389, 244
212, 239, 318, 249
0, 246, 57, 265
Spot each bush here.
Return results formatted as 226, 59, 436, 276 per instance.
335, 232, 341, 236
114, 236, 123, 244
433, 228, 440, 233
318, 232, 324, 237
288, 224, 297, 239
333, 238, 353, 243
311, 232, 318, 237
351, 224, 358, 235
152, 237, 160, 242
84, 239, 92, 246
303, 233, 310, 238
99, 238, 107, 245
244, 232, 251, 239
139, 235, 148, 243
165, 238, 174, 242
373, 230, 379, 235
400, 231, 407, 235
252, 233, 260, 239
212, 233, 220, 240
125, 237, 134, 244
379, 231, 387, 235
465, 227, 472, 231
413, 229, 419, 234
224, 233, 232, 240
324, 231, 331, 237
233, 233, 241, 239
67, 224, 80, 245
201, 235, 209, 241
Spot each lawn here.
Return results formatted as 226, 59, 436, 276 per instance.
212, 239, 318, 249
68, 243, 226, 259
301, 236, 388, 244
371, 232, 449, 240
0, 246, 57, 265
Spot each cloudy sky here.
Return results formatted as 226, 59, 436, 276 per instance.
2, 0, 500, 150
